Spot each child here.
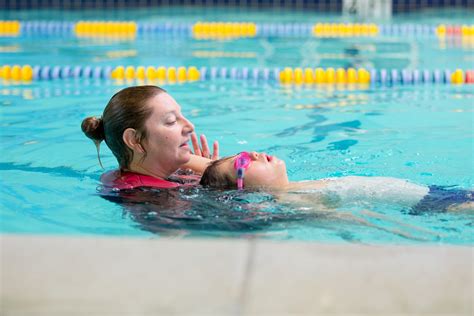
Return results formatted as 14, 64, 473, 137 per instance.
200, 151, 474, 214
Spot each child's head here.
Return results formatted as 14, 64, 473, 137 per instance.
200, 152, 289, 190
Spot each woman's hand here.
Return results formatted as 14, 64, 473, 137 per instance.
191, 132, 219, 160
181, 133, 219, 174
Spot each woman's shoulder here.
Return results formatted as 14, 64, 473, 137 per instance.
100, 170, 181, 190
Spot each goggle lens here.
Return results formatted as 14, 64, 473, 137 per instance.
234, 152, 251, 189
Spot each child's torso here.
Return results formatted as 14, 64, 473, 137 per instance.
283, 176, 429, 209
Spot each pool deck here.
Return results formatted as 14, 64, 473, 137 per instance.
1, 234, 473, 315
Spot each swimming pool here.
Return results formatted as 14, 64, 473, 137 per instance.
1, 7, 473, 244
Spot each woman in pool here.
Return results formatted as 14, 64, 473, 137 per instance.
81, 85, 217, 191
200, 151, 474, 213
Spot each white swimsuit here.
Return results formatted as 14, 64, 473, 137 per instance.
299, 176, 429, 208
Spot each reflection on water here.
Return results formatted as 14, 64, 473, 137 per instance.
100, 186, 320, 234
99, 185, 473, 243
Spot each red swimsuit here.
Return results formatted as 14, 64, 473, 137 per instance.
101, 170, 183, 190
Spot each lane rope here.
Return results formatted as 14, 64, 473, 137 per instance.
2, 20, 473, 38
1, 65, 473, 85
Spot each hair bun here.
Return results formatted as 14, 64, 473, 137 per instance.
81, 116, 105, 142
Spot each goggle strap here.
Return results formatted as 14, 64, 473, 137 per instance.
237, 178, 243, 190
237, 168, 244, 190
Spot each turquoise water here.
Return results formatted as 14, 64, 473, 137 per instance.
4, 35, 473, 70
1, 80, 473, 243
1, 8, 473, 69
1, 8, 473, 244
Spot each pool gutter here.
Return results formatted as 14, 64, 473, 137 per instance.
1, 234, 472, 315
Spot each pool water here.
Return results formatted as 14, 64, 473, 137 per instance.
1, 8, 473, 70
1, 80, 473, 244
1, 8, 473, 244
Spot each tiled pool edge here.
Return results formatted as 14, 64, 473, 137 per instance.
1, 234, 472, 315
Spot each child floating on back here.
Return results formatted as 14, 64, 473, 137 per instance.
200, 151, 474, 213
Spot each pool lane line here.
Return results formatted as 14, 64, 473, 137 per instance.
0, 21, 21, 37
74, 21, 137, 39
3, 21, 473, 39
191, 22, 257, 39
1, 65, 473, 85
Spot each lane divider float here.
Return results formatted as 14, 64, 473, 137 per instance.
0, 65, 33, 81
110, 66, 200, 81
279, 67, 371, 84
436, 24, 474, 38
192, 22, 257, 39
1, 65, 473, 86
7, 20, 474, 39
0, 20, 21, 37
312, 23, 379, 37
74, 21, 137, 38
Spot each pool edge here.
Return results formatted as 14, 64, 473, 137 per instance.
1, 234, 472, 315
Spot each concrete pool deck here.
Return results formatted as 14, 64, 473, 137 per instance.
1, 234, 472, 315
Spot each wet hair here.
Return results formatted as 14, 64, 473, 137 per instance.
199, 156, 236, 189
81, 85, 166, 169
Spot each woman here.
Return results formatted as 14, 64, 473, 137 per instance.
200, 151, 474, 214
81, 85, 218, 191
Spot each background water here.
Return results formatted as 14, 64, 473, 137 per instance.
1, 7, 473, 244
1, 8, 473, 69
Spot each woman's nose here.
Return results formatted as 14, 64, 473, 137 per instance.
182, 116, 194, 134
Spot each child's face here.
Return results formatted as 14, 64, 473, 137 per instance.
218, 152, 289, 189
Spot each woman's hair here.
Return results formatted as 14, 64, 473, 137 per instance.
199, 157, 235, 189
81, 85, 166, 169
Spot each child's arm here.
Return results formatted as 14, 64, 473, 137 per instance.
182, 155, 212, 175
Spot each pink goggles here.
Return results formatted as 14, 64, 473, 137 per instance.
233, 152, 252, 190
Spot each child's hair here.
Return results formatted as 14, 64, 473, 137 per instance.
199, 157, 236, 189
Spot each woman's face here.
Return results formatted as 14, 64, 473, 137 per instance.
141, 93, 194, 174
219, 152, 289, 189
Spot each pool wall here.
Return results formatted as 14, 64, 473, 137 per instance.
1, 0, 474, 12
2, 234, 472, 315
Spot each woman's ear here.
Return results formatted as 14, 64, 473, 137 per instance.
123, 128, 145, 153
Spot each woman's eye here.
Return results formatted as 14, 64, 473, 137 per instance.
166, 120, 177, 125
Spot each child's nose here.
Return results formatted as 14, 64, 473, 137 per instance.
249, 152, 259, 160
